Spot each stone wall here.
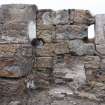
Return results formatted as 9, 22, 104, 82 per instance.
0, 4, 105, 105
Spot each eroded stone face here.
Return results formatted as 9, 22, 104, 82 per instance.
55, 25, 88, 41
68, 39, 95, 55
69, 9, 94, 25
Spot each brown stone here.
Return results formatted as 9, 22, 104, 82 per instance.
35, 43, 55, 57
69, 9, 94, 25
54, 42, 69, 54
37, 29, 55, 43
34, 57, 53, 68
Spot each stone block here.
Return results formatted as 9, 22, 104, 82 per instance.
68, 39, 95, 55
35, 43, 55, 57
69, 9, 94, 25
54, 42, 69, 54
37, 9, 69, 26
56, 25, 88, 41
34, 57, 53, 68
84, 56, 100, 69
0, 44, 32, 78
37, 29, 55, 43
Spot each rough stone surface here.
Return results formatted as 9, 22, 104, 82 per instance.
56, 25, 88, 41
68, 39, 95, 55
69, 9, 94, 25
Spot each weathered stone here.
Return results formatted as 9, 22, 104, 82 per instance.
68, 40, 95, 55
37, 29, 55, 43
0, 4, 37, 43
54, 42, 69, 54
69, 9, 94, 25
49, 86, 73, 98
0, 44, 32, 78
95, 15, 105, 45
8, 101, 21, 105
37, 9, 69, 27
84, 56, 100, 69
0, 78, 25, 97
96, 44, 105, 55
53, 57, 86, 89
35, 43, 55, 57
56, 25, 88, 41
34, 57, 53, 68
100, 57, 105, 69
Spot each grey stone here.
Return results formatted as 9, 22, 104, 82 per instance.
84, 56, 100, 69
56, 25, 88, 41
68, 40, 95, 55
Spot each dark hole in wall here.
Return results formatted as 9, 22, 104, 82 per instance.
31, 38, 45, 48
56, 54, 64, 63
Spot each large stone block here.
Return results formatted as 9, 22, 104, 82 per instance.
84, 56, 100, 69
0, 4, 37, 43
69, 9, 94, 25
37, 9, 69, 27
37, 29, 55, 43
54, 42, 69, 54
56, 25, 88, 41
96, 44, 105, 55
34, 57, 53, 68
0, 44, 32, 78
68, 39, 95, 55
35, 43, 55, 57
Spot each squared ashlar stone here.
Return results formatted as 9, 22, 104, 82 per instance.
35, 43, 55, 57
68, 39, 95, 56
54, 42, 69, 54
55, 25, 88, 41
69, 9, 94, 25
34, 57, 53, 68
37, 29, 56, 43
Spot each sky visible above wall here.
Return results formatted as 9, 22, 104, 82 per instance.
0, 0, 105, 14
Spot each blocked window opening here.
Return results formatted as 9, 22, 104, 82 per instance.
88, 24, 95, 41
